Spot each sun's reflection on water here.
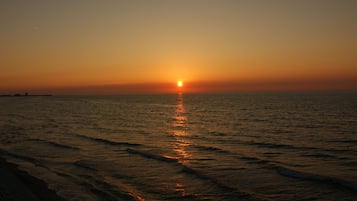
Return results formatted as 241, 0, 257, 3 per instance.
175, 183, 186, 196
171, 92, 191, 163
170, 92, 191, 197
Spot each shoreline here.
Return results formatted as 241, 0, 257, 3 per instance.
0, 157, 66, 201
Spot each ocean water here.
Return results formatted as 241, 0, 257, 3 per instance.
0, 92, 357, 201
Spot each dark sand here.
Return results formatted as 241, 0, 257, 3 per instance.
0, 157, 66, 201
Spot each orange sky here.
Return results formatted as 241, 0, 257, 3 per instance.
1, 1, 357, 94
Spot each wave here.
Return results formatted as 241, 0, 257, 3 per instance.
181, 165, 234, 190
299, 153, 337, 159
238, 156, 271, 165
181, 165, 262, 200
244, 140, 357, 155
192, 144, 232, 154
126, 148, 263, 200
80, 175, 140, 201
52, 169, 140, 201
329, 139, 357, 145
126, 148, 230, 188
6, 113, 28, 120
126, 148, 178, 163
341, 161, 357, 167
127, 149, 231, 189
27, 139, 80, 150
192, 144, 271, 165
0, 149, 46, 169
208, 131, 229, 137
262, 152, 281, 155
75, 134, 141, 147
73, 160, 98, 171
247, 141, 299, 150
276, 166, 357, 191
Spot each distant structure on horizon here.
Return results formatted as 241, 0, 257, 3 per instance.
0, 92, 52, 97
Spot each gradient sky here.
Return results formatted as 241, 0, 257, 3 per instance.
1, 1, 356, 94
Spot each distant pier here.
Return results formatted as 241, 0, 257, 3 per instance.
0, 93, 53, 97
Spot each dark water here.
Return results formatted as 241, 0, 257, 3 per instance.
1, 92, 357, 201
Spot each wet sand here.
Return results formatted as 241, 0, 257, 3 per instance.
0, 157, 66, 201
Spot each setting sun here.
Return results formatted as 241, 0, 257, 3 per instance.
177, 81, 183, 87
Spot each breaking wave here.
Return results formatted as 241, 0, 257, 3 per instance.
75, 134, 141, 147
276, 166, 357, 191
126, 148, 178, 163
27, 139, 80, 150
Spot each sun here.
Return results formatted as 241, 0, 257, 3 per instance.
177, 81, 183, 87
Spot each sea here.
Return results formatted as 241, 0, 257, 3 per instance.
0, 92, 356, 201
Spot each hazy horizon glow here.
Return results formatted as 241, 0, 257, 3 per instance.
1, 1, 357, 94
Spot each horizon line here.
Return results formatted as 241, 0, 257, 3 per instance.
1, 79, 357, 95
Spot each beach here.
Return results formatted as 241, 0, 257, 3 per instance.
0, 157, 65, 201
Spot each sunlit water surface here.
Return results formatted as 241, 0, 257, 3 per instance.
1, 92, 357, 201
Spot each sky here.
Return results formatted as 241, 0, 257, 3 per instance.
1, 0, 356, 94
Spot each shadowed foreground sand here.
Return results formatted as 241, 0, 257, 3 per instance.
0, 157, 66, 201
